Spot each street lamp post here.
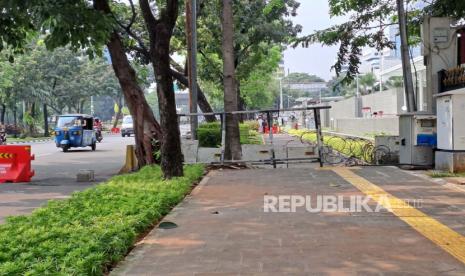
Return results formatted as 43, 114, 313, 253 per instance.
186, 0, 198, 139
91, 96, 94, 115
279, 78, 283, 110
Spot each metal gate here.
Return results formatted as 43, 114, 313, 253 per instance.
178, 106, 331, 168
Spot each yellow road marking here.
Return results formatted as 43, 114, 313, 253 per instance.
332, 167, 465, 265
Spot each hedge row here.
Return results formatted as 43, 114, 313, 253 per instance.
0, 165, 204, 275
197, 122, 262, 147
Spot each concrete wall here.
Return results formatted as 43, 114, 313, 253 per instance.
329, 97, 356, 120
361, 88, 404, 115
320, 88, 404, 136
333, 117, 399, 136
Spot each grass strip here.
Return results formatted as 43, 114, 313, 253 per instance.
427, 170, 465, 178
0, 165, 204, 275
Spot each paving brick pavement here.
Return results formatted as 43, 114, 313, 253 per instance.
111, 167, 465, 275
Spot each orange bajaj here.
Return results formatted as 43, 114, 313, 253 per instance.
54, 114, 97, 152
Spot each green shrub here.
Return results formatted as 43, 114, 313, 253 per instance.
243, 120, 259, 131
239, 124, 250, 144
197, 127, 221, 147
198, 121, 221, 129
0, 165, 204, 275
197, 122, 262, 147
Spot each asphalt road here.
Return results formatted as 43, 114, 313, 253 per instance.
0, 134, 134, 223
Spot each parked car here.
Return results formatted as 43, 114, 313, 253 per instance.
121, 115, 134, 137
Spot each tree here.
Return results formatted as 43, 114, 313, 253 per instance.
137, 0, 184, 177
201, 45, 283, 110
221, 0, 242, 160
239, 46, 282, 109
93, 0, 164, 170
359, 73, 377, 95
195, 0, 301, 112
0, 56, 16, 124
326, 76, 345, 96
387, 76, 404, 88
0, 0, 163, 168
284, 72, 325, 84
107, 1, 217, 122
0, 42, 124, 137
294, 0, 465, 82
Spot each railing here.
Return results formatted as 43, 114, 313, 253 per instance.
178, 106, 331, 168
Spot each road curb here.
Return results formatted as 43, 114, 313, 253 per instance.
7, 138, 54, 144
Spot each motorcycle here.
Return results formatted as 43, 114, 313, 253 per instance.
94, 127, 103, 143
0, 128, 6, 145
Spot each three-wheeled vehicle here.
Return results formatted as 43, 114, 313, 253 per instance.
54, 114, 97, 152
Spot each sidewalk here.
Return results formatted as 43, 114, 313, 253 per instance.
112, 165, 465, 275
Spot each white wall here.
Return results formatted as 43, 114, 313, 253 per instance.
321, 88, 404, 136
334, 118, 399, 136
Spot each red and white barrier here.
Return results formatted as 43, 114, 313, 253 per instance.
0, 145, 35, 183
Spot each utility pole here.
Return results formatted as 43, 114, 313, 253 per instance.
397, 0, 416, 112
379, 50, 384, 93
279, 78, 283, 110
186, 0, 198, 139
91, 96, 94, 115
355, 73, 362, 118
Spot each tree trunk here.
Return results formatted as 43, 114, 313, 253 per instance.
0, 104, 6, 124
140, 0, 184, 178
93, 0, 162, 167
43, 103, 50, 137
28, 102, 36, 137
112, 96, 123, 129
170, 68, 216, 122
221, 0, 242, 160
13, 106, 17, 138
112, 109, 122, 128
237, 82, 245, 122
153, 43, 184, 178
107, 32, 162, 166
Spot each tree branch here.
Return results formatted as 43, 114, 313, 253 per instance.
199, 49, 223, 83
169, 57, 184, 72
164, 0, 179, 28
170, 67, 217, 122
139, 0, 159, 42
107, 0, 150, 56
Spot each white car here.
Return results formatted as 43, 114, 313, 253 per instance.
121, 115, 134, 137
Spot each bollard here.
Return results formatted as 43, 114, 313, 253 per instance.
119, 145, 138, 174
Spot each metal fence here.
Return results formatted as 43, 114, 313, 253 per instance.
178, 106, 331, 168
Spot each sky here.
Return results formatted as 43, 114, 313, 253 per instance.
283, 0, 347, 81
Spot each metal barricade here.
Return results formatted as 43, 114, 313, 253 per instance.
178, 106, 331, 168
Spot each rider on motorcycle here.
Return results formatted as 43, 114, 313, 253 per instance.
0, 124, 6, 145
93, 118, 103, 142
